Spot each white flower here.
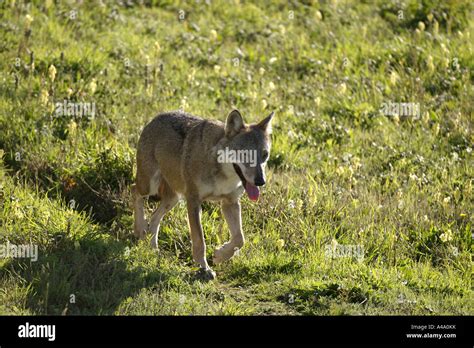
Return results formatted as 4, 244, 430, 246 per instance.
180, 97, 188, 110
390, 71, 399, 85
276, 239, 285, 249
427, 55, 435, 72
89, 78, 97, 94
187, 68, 196, 82
25, 14, 34, 29
338, 82, 347, 94
39, 89, 49, 106
440, 229, 453, 243
48, 65, 57, 82
314, 97, 321, 107
210, 29, 218, 41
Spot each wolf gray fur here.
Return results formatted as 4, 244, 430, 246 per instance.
132, 109, 274, 279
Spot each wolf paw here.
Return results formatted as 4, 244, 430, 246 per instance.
213, 244, 239, 264
212, 248, 226, 265
134, 223, 148, 240
195, 267, 216, 281
134, 228, 144, 239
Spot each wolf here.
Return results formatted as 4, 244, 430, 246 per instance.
132, 109, 274, 279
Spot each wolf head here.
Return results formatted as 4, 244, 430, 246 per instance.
223, 109, 274, 201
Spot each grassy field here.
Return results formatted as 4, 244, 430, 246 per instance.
0, 0, 472, 315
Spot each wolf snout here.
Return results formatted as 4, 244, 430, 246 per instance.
254, 177, 266, 186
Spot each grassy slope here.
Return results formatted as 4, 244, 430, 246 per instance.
0, 0, 472, 315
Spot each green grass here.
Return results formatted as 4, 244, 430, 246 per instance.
0, 0, 472, 315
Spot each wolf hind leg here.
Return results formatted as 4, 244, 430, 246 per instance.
132, 184, 148, 239
150, 178, 179, 249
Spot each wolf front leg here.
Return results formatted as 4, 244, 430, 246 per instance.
213, 200, 244, 264
186, 198, 216, 280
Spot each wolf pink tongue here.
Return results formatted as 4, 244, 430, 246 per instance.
245, 183, 260, 201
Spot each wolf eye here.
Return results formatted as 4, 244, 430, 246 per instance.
262, 150, 269, 160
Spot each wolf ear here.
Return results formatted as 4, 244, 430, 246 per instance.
256, 111, 275, 134
225, 109, 245, 137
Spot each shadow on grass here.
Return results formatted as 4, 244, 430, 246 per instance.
279, 283, 369, 314
60, 148, 134, 226
221, 258, 303, 285
6, 146, 134, 226
0, 235, 167, 315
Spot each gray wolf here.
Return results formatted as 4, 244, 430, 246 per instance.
132, 109, 274, 279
